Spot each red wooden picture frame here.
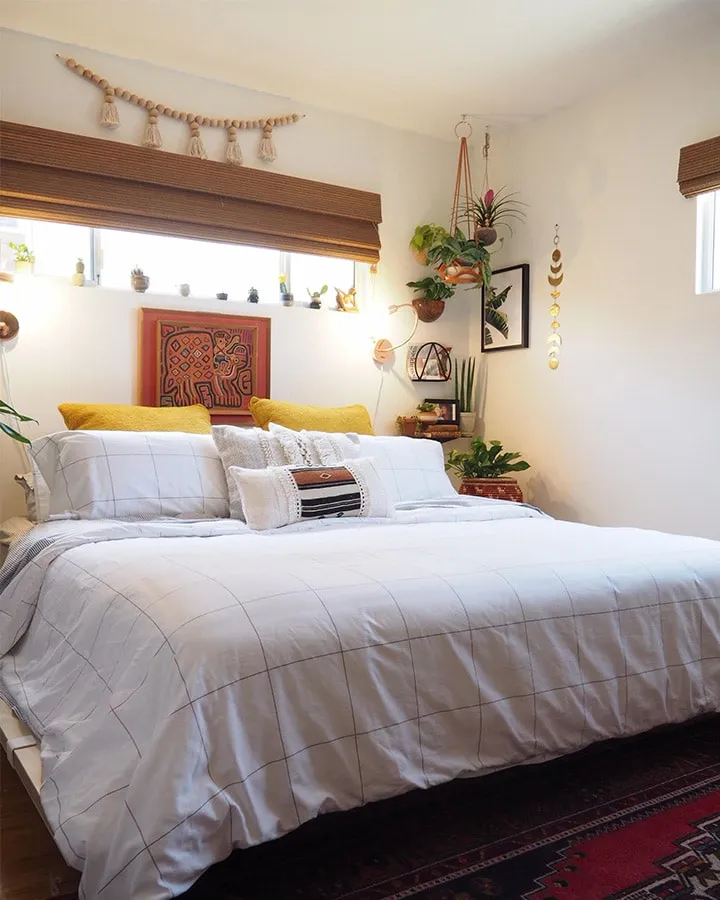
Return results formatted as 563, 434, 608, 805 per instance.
138, 308, 271, 424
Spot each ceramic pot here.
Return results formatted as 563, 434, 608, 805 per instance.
131, 274, 150, 293
397, 417, 418, 437
459, 412, 476, 437
416, 412, 439, 425
412, 297, 445, 323
14, 260, 33, 275
281, 292, 295, 307
474, 226, 498, 246
459, 477, 523, 503
437, 262, 483, 285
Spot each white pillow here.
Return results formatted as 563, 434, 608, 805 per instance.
228, 458, 394, 530
28, 431, 229, 522
354, 435, 456, 503
212, 425, 300, 520
268, 423, 361, 466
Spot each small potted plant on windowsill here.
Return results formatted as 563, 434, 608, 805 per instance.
406, 275, 455, 323
446, 437, 529, 502
131, 267, 150, 293
9, 243, 35, 275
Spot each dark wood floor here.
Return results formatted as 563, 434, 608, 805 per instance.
0, 753, 79, 900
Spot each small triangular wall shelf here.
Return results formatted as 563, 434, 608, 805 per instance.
406, 342, 452, 382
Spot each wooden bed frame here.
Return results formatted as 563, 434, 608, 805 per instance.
0, 694, 47, 827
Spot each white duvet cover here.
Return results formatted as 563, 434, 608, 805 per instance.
2, 500, 720, 899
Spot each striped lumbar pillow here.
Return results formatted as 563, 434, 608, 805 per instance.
227, 458, 394, 530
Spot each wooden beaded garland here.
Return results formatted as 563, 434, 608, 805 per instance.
56, 54, 304, 163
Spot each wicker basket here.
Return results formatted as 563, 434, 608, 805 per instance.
459, 477, 523, 503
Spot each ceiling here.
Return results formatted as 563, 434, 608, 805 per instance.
1, 0, 718, 139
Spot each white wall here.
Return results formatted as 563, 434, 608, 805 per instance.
482, 26, 720, 538
0, 28, 473, 518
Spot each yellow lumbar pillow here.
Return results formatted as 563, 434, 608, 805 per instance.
249, 397, 374, 435
58, 403, 212, 434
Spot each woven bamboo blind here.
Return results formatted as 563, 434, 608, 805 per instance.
678, 133, 720, 198
0, 121, 382, 262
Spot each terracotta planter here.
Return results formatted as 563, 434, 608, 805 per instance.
412, 297, 445, 322
459, 477, 523, 503
474, 226, 498, 246
437, 262, 483, 285
397, 417, 418, 437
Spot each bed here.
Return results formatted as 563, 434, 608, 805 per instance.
1, 427, 720, 900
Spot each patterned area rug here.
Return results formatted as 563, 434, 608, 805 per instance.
178, 716, 720, 899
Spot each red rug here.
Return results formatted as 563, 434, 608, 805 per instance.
180, 716, 720, 899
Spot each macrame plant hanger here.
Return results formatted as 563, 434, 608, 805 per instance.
439, 116, 484, 284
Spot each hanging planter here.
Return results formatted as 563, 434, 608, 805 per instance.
406, 275, 455, 322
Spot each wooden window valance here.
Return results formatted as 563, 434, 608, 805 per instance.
678, 133, 720, 198
0, 121, 382, 262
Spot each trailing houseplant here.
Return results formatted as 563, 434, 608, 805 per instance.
0, 400, 36, 444
409, 224, 450, 265
454, 357, 477, 436
446, 437, 529, 502
406, 274, 455, 323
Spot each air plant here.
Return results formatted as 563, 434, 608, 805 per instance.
471, 187, 527, 236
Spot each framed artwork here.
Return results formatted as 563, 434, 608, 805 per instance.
406, 342, 453, 382
139, 308, 271, 423
481, 263, 530, 352
425, 398, 458, 425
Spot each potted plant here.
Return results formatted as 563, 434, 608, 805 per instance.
396, 414, 418, 437
307, 284, 328, 309
425, 229, 492, 287
279, 275, 294, 306
406, 275, 455, 323
0, 399, 36, 444
409, 224, 451, 265
9, 243, 35, 275
454, 356, 477, 436
416, 400, 439, 424
471, 187, 527, 247
446, 437, 529, 502
131, 267, 150, 292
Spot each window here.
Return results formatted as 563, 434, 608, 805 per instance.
696, 190, 720, 294
0, 217, 355, 302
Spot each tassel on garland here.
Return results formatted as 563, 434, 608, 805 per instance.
225, 126, 243, 165
187, 121, 207, 159
100, 87, 120, 128
142, 108, 163, 149
258, 122, 277, 162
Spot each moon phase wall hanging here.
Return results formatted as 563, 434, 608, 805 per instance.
547, 225, 563, 369
406, 342, 453, 382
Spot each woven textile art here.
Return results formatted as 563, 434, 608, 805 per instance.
139, 308, 271, 424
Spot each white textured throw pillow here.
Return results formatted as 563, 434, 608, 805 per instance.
354, 435, 456, 503
212, 425, 288, 519
28, 431, 228, 521
268, 422, 361, 466
228, 458, 394, 530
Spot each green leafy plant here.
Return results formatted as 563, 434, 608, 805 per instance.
0, 400, 37, 444
482, 283, 513, 345
307, 285, 328, 299
409, 224, 451, 258
471, 187, 527, 235
417, 401, 437, 413
131, 266, 145, 276
9, 243, 35, 264
425, 229, 493, 289
446, 437, 529, 479
454, 357, 476, 413
406, 275, 455, 301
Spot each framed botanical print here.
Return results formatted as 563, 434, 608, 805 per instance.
481, 263, 530, 352
139, 308, 271, 423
